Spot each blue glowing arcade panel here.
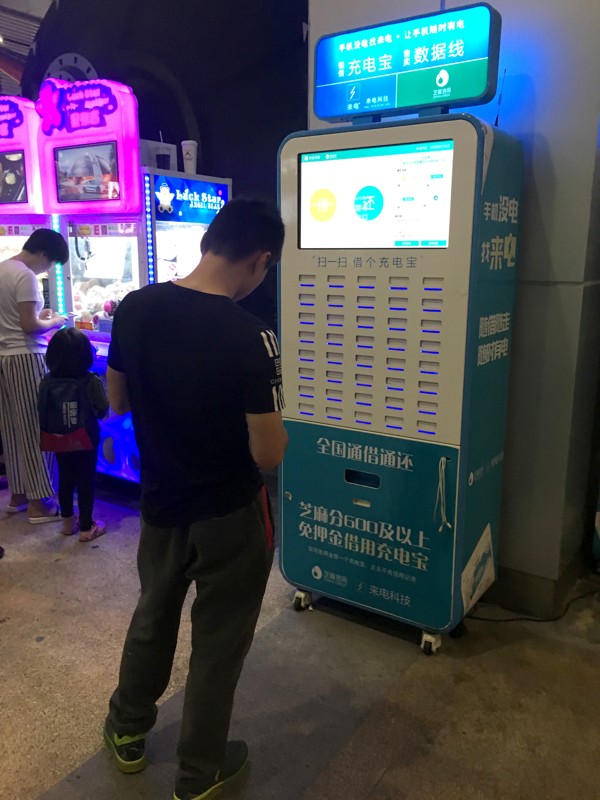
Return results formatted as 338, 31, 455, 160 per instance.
149, 171, 231, 283
95, 168, 232, 483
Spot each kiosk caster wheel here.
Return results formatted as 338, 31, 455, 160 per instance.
293, 591, 313, 612
421, 631, 442, 655
449, 621, 468, 639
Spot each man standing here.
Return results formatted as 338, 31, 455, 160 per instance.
104, 198, 288, 800
0, 229, 68, 521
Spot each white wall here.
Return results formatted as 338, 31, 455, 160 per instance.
308, 0, 600, 585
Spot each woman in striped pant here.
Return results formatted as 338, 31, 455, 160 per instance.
0, 229, 69, 522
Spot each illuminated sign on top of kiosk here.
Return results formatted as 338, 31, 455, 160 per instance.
314, 3, 501, 121
0, 96, 43, 214
35, 78, 142, 216
37, 80, 119, 135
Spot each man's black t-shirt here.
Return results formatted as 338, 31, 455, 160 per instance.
108, 281, 285, 528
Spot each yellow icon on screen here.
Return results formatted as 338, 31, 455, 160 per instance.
310, 188, 337, 222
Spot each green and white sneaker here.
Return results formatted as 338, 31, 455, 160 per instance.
173, 740, 249, 800
103, 717, 148, 774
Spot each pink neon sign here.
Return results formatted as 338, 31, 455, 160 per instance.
36, 78, 142, 216
0, 96, 43, 214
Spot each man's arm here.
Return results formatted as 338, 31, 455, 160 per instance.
246, 410, 288, 471
107, 366, 131, 415
18, 302, 65, 334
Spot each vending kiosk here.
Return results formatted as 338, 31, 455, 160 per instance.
0, 96, 65, 313
278, 3, 523, 652
35, 78, 231, 481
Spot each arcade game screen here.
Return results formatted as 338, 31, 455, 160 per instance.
299, 139, 454, 249
155, 221, 206, 282
55, 142, 120, 203
67, 226, 139, 328
0, 150, 27, 204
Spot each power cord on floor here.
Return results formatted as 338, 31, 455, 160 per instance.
467, 580, 600, 624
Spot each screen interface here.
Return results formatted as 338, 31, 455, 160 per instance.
299, 139, 454, 249
55, 141, 120, 203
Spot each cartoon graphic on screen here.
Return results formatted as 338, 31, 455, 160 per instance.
155, 182, 175, 214
0, 151, 27, 204
55, 142, 120, 202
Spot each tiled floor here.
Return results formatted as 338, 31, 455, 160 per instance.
2, 478, 600, 800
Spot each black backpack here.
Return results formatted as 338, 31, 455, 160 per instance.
38, 374, 100, 452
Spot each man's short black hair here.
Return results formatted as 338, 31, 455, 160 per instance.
23, 228, 69, 265
201, 197, 284, 267
46, 327, 94, 378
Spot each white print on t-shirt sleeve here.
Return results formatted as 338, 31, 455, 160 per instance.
260, 329, 280, 358
259, 329, 285, 412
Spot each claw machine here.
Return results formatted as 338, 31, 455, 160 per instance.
278, 3, 523, 653
35, 78, 231, 482
0, 95, 66, 314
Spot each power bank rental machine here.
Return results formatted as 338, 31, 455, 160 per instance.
278, 3, 523, 653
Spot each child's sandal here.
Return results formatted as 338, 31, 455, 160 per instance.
79, 520, 106, 543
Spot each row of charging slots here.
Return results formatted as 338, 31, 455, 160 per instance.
299, 297, 443, 323
298, 275, 444, 292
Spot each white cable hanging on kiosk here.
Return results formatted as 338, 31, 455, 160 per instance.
278, 3, 522, 654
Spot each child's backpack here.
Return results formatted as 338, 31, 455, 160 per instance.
38, 374, 100, 452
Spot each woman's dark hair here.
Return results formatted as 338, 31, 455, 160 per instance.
23, 228, 69, 265
200, 197, 284, 267
45, 327, 94, 378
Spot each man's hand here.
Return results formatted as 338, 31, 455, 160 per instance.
19, 301, 65, 334
39, 309, 66, 327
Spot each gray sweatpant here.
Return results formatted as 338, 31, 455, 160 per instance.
108, 487, 274, 796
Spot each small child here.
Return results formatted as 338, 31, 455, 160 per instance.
39, 328, 109, 542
